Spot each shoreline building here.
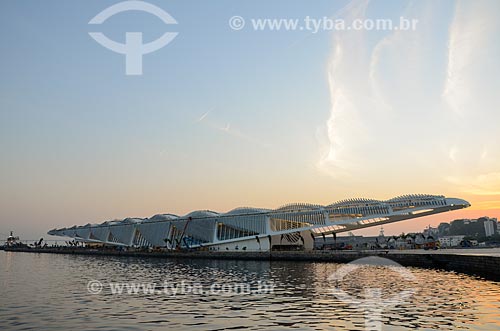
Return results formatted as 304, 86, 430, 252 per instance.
48, 194, 470, 252
448, 217, 498, 238
438, 235, 466, 248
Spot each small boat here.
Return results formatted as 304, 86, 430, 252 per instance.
5, 231, 20, 247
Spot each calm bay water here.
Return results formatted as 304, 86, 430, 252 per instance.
1, 251, 499, 330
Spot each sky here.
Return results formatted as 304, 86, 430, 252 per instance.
1, 0, 499, 241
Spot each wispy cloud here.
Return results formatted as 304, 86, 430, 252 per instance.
317, 0, 373, 179
196, 110, 271, 149
318, 0, 500, 201
441, 0, 500, 196
197, 110, 211, 122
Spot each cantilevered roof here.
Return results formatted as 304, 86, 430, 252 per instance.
184, 210, 219, 218
386, 194, 444, 202
275, 203, 323, 212
147, 214, 179, 221
328, 198, 383, 208
225, 207, 270, 215
121, 218, 143, 224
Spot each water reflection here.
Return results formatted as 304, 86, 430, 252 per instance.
0, 252, 499, 330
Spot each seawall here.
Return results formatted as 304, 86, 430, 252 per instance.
4, 248, 500, 281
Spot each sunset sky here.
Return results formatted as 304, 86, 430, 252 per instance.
1, 0, 499, 241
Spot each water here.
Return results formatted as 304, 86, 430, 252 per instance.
1, 251, 499, 330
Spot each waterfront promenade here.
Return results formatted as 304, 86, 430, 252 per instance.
388, 248, 500, 256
